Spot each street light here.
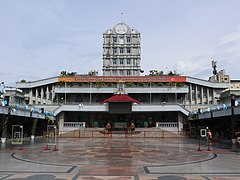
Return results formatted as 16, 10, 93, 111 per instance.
64, 82, 66, 104
89, 82, 92, 104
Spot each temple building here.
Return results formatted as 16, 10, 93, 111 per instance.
12, 22, 233, 136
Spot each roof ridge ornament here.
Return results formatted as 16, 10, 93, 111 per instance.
116, 81, 126, 94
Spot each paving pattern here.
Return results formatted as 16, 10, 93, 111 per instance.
0, 137, 240, 179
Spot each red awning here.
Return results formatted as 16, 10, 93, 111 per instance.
100, 94, 141, 104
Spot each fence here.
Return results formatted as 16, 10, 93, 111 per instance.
62, 122, 86, 133
156, 122, 179, 131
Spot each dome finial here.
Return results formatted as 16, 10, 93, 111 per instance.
121, 12, 124, 23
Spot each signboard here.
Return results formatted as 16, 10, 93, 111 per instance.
11, 125, 23, 145
47, 125, 57, 146
58, 75, 186, 83
200, 129, 207, 137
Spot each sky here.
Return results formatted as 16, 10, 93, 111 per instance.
1, 0, 240, 86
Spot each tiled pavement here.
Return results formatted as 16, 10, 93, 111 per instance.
0, 137, 240, 180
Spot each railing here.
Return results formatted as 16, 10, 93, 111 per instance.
59, 128, 190, 138
63, 122, 86, 132
156, 122, 178, 131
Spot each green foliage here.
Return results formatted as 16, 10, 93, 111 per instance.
168, 71, 175, 76
167, 70, 180, 76
155, 82, 164, 87
176, 82, 185, 87
138, 82, 145, 87
31, 118, 38, 135
126, 82, 134, 87
188, 113, 197, 120
1, 116, 8, 138
107, 83, 114, 87
66, 82, 74, 87
158, 71, 164, 75
231, 116, 237, 138
47, 116, 54, 125
60, 71, 76, 77
96, 81, 105, 88
166, 82, 174, 87
58, 81, 65, 86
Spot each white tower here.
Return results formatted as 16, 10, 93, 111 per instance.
102, 22, 142, 76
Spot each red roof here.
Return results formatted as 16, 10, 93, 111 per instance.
100, 94, 141, 104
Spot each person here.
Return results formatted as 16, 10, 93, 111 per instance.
207, 129, 212, 143
236, 129, 240, 144
130, 122, 135, 131
0, 82, 6, 94
207, 129, 212, 151
105, 122, 111, 133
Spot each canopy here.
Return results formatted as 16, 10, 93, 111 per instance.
100, 94, 141, 104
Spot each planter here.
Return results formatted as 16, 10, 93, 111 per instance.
237, 137, 240, 145
30, 135, 35, 140
1, 137, 6, 143
231, 138, 237, 144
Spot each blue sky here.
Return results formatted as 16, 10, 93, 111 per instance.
1, 0, 240, 86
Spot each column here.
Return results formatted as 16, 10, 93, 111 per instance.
35, 89, 38, 104
189, 84, 192, 105
178, 112, 183, 132
200, 86, 204, 104
40, 87, 44, 104
51, 85, 55, 103
195, 85, 198, 104
29, 89, 33, 104
207, 88, 210, 104
58, 112, 65, 134
46, 86, 50, 103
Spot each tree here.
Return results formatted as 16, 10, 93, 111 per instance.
230, 116, 237, 139
31, 118, 38, 136
1, 116, 8, 138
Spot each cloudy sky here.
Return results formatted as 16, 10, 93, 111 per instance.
1, 0, 240, 86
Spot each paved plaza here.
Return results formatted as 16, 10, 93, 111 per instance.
0, 137, 240, 180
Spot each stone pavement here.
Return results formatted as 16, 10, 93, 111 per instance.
0, 137, 240, 180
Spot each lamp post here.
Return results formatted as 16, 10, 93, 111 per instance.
89, 82, 92, 104
64, 82, 66, 104
175, 82, 177, 104
150, 81, 152, 104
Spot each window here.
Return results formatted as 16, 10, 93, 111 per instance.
160, 94, 168, 103
113, 48, 117, 53
113, 59, 117, 64
133, 59, 138, 66
112, 70, 117, 75
127, 70, 131, 75
120, 59, 123, 64
113, 37, 117, 43
120, 48, 124, 53
127, 36, 131, 42
127, 59, 131, 64
119, 36, 124, 44
127, 48, 131, 53
119, 70, 123, 75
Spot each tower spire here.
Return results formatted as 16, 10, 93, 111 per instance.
121, 12, 123, 23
